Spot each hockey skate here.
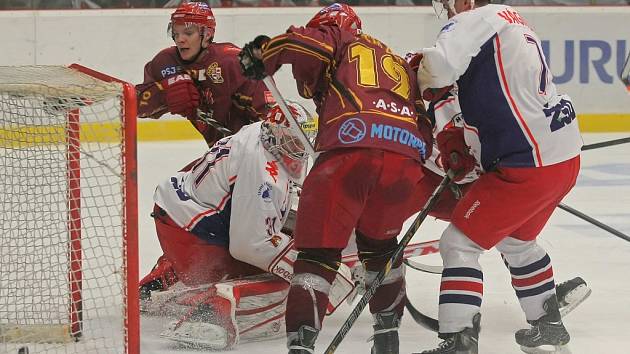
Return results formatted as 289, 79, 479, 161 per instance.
555, 277, 591, 318
287, 325, 319, 354
369, 312, 401, 354
417, 313, 481, 354
516, 295, 571, 354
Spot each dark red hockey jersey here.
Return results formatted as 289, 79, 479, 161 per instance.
260, 26, 431, 161
137, 43, 272, 146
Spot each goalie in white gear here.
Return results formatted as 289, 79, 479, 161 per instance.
139, 101, 354, 349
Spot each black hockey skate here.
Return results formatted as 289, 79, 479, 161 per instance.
555, 277, 591, 318
369, 312, 401, 354
287, 325, 319, 354
417, 313, 481, 354
516, 296, 571, 354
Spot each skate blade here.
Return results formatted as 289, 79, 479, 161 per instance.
520, 344, 572, 354
160, 321, 229, 349
559, 284, 592, 318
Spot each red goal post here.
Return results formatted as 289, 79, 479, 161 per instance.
0, 64, 139, 354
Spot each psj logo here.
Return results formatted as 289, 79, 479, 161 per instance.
542, 39, 628, 84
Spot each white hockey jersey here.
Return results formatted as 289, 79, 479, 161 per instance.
154, 122, 297, 274
418, 4, 582, 170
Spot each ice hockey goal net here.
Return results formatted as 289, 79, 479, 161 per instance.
0, 64, 139, 354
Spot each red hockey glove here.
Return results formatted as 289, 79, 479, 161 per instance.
436, 127, 475, 181
404, 52, 423, 73
162, 73, 200, 118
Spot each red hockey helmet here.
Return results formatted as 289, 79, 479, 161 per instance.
306, 3, 362, 36
168, 2, 216, 41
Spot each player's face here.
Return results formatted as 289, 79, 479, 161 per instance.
172, 23, 203, 61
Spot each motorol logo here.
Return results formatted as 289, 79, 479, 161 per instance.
370, 123, 427, 158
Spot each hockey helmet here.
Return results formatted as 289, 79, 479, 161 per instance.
168, 2, 216, 43
261, 101, 316, 179
306, 3, 362, 36
432, 0, 476, 19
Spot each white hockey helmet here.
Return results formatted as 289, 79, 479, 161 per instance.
432, 0, 476, 19
261, 101, 317, 179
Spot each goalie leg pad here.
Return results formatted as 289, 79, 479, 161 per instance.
160, 275, 289, 349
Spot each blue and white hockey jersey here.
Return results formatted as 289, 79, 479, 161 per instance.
418, 4, 582, 170
153, 122, 298, 275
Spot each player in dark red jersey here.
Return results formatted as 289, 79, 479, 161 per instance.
239, 4, 434, 353
136, 2, 272, 147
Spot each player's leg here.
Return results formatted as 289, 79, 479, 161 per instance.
503, 158, 580, 353
419, 157, 580, 354
286, 149, 378, 353
141, 204, 262, 301
355, 151, 425, 354
418, 162, 567, 353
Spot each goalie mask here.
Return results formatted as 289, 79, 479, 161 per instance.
306, 3, 362, 36
168, 2, 216, 47
261, 102, 316, 179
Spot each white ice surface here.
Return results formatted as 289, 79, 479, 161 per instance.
138, 133, 630, 354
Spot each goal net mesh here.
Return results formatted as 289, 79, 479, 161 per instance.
0, 65, 132, 353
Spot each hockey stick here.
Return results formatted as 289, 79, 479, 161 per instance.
405, 276, 593, 333
324, 171, 454, 354
621, 50, 630, 92
403, 200, 630, 276
557, 202, 630, 243
404, 259, 443, 274
261, 76, 318, 157
581, 136, 630, 151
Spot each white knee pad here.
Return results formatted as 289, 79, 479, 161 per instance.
439, 224, 485, 268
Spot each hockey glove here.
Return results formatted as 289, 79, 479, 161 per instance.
239, 35, 270, 80
404, 52, 423, 73
436, 127, 475, 181
162, 73, 200, 118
